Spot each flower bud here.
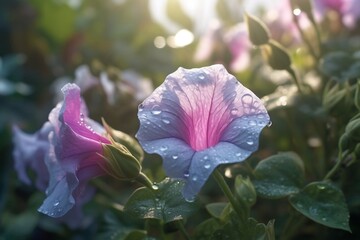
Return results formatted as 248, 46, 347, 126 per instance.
262, 40, 292, 70
102, 140, 141, 180
102, 118, 144, 161
234, 175, 257, 207
245, 13, 270, 46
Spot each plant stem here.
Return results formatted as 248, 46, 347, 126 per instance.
323, 150, 347, 180
287, 67, 303, 94
176, 221, 191, 240
213, 168, 246, 221
281, 211, 306, 240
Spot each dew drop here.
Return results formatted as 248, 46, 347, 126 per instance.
246, 139, 254, 145
257, 114, 264, 119
241, 94, 253, 105
152, 184, 159, 190
317, 185, 325, 190
151, 110, 162, 115
172, 155, 178, 159
184, 172, 189, 178
160, 146, 168, 151
236, 153, 242, 157
267, 121, 272, 127
185, 196, 195, 203
53, 201, 60, 207
231, 108, 238, 115
204, 162, 211, 169
162, 118, 170, 124
192, 175, 198, 181
249, 120, 256, 126
204, 155, 209, 160
198, 74, 205, 79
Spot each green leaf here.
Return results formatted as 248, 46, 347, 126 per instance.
289, 181, 351, 231
124, 178, 197, 223
206, 203, 228, 219
193, 218, 222, 240
253, 152, 305, 199
210, 212, 275, 240
96, 211, 146, 240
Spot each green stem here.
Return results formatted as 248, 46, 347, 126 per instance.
289, 0, 319, 60
281, 211, 306, 240
323, 150, 347, 180
287, 67, 304, 94
213, 168, 246, 221
176, 221, 191, 240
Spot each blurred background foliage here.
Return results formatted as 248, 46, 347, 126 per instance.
0, 0, 360, 239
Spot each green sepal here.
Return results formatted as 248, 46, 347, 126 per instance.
102, 118, 144, 161
101, 140, 141, 180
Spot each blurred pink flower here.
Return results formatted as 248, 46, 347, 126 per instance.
224, 23, 251, 72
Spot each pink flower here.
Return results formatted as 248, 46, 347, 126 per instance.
224, 23, 252, 72
37, 83, 111, 218
13, 83, 111, 228
136, 65, 270, 201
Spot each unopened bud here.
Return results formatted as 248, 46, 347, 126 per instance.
102, 141, 141, 180
262, 40, 292, 70
235, 175, 257, 207
102, 118, 144, 161
245, 13, 270, 46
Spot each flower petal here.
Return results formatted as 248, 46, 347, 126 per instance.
140, 137, 195, 178
183, 142, 254, 201
12, 123, 52, 191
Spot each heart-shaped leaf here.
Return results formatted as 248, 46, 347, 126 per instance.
253, 152, 305, 199
289, 181, 350, 231
124, 178, 197, 223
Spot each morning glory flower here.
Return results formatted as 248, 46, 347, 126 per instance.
37, 83, 111, 218
136, 64, 270, 201
12, 122, 52, 191
13, 83, 111, 227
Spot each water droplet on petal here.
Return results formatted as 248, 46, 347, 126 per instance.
53, 202, 60, 207
160, 146, 168, 151
198, 74, 205, 79
184, 172, 189, 178
152, 184, 159, 190
192, 175, 198, 181
162, 118, 170, 124
236, 153, 242, 157
267, 121, 272, 127
204, 155, 209, 160
246, 139, 254, 145
185, 196, 195, 203
172, 155, 178, 159
151, 110, 162, 115
204, 161, 211, 169
249, 120, 256, 126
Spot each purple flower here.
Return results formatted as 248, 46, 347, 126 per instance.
38, 83, 110, 217
12, 83, 111, 228
136, 65, 270, 201
12, 123, 51, 191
